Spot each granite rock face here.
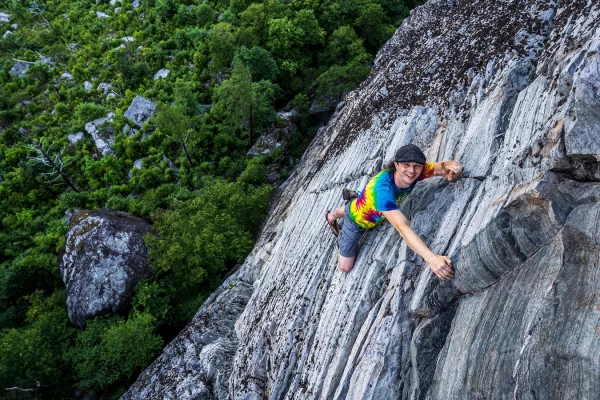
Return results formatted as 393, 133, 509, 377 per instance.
125, 1, 600, 399
59, 209, 153, 328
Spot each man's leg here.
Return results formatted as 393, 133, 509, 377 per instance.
327, 205, 345, 223
336, 204, 364, 273
338, 254, 355, 273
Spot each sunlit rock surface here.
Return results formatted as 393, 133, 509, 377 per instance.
59, 209, 153, 328
125, 1, 600, 399
124, 95, 157, 128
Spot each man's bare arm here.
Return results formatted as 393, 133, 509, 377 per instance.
382, 209, 454, 280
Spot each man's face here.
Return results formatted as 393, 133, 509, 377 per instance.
394, 161, 424, 186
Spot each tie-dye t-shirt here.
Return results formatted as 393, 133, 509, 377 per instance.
349, 162, 435, 229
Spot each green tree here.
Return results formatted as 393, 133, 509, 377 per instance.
144, 180, 274, 322
212, 62, 277, 148
154, 104, 197, 167
234, 45, 279, 82
0, 290, 75, 398
354, 3, 393, 51
315, 57, 371, 102
174, 78, 199, 115
208, 22, 238, 72
195, 4, 217, 28
319, 25, 367, 68
68, 313, 163, 392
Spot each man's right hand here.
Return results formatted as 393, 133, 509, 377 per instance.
426, 254, 454, 280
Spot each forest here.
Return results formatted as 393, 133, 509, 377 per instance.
0, 0, 423, 397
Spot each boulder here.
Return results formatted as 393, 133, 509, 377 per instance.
9, 60, 32, 78
0, 13, 10, 23
247, 110, 297, 158
58, 209, 153, 328
68, 43, 81, 51
84, 112, 115, 155
60, 72, 74, 81
84, 81, 93, 91
153, 68, 169, 80
128, 158, 143, 179
124, 95, 156, 128
2, 30, 12, 39
68, 132, 84, 144
96, 11, 109, 19
97, 82, 112, 94
132, 0, 140, 8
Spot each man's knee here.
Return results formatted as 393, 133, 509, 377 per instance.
338, 256, 355, 273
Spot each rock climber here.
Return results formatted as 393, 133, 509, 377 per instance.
326, 144, 462, 280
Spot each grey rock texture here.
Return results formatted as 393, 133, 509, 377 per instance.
68, 131, 84, 144
84, 112, 115, 155
153, 68, 170, 80
97, 82, 112, 94
59, 209, 153, 328
247, 110, 298, 158
125, 1, 600, 399
124, 95, 156, 128
0, 12, 10, 23
9, 60, 32, 78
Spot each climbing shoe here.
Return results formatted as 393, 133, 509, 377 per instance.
342, 188, 358, 202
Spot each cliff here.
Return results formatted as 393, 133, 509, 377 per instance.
124, 0, 600, 398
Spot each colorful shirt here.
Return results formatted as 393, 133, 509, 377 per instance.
348, 162, 435, 229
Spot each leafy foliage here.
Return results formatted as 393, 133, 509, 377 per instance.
0, 0, 424, 397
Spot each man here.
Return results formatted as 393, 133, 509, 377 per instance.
326, 144, 462, 280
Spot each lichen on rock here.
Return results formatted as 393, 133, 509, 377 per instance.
59, 209, 153, 328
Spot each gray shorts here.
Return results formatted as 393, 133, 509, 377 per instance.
338, 202, 367, 258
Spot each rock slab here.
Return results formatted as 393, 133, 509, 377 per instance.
124, 95, 157, 128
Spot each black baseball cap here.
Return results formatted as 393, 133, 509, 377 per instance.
395, 144, 426, 164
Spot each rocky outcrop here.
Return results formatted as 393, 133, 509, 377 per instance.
59, 209, 153, 328
9, 60, 32, 78
124, 95, 157, 128
153, 68, 170, 80
247, 110, 298, 158
84, 112, 115, 155
125, 1, 600, 399
122, 268, 255, 400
